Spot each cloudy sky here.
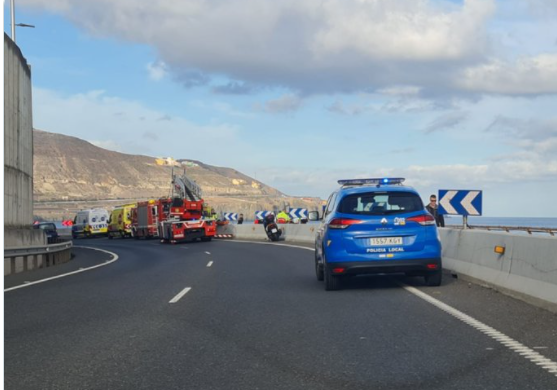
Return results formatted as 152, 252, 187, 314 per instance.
4, 0, 557, 217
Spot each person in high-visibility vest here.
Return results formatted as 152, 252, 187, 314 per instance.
276, 210, 291, 224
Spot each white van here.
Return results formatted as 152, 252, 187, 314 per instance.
72, 208, 110, 238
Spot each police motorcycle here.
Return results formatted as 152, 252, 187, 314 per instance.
262, 213, 282, 241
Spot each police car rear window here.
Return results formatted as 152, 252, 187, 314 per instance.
338, 192, 423, 215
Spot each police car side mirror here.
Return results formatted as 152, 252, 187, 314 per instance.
308, 211, 321, 221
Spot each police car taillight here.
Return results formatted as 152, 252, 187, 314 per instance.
407, 214, 435, 226
329, 218, 363, 229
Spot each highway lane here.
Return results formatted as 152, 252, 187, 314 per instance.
4, 239, 557, 390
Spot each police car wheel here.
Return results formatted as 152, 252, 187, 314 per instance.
424, 271, 442, 287
315, 248, 324, 281
324, 261, 341, 291
324, 271, 341, 291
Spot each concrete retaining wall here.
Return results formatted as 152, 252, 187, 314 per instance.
219, 224, 557, 309
4, 228, 46, 248
4, 33, 34, 229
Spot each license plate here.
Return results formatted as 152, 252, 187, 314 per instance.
271, 228, 278, 233
369, 237, 402, 246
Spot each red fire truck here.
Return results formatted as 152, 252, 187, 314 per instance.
158, 172, 217, 244
130, 198, 172, 239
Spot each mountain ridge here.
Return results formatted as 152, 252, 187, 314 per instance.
33, 129, 321, 220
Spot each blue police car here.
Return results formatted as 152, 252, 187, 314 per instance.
315, 178, 442, 291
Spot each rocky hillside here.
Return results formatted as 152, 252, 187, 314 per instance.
33, 130, 321, 220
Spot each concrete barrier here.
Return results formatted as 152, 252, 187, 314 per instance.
219, 224, 557, 310
217, 223, 316, 243
439, 229, 557, 310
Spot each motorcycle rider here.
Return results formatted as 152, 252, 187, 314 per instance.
263, 212, 275, 228
263, 212, 281, 241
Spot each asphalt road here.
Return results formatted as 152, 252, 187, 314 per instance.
4, 238, 557, 390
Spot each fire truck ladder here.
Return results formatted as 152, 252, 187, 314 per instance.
173, 174, 202, 202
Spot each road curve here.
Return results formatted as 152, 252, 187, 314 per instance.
4, 239, 557, 390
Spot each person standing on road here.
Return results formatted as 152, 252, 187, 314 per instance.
238, 214, 244, 224
426, 194, 445, 227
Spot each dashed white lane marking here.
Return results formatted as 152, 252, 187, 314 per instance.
169, 287, 192, 304
205, 251, 211, 255
4, 246, 119, 292
207, 261, 213, 267
403, 285, 557, 378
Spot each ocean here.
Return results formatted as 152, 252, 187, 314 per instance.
444, 216, 557, 229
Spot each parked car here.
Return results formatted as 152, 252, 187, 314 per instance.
315, 178, 442, 291
34, 222, 59, 244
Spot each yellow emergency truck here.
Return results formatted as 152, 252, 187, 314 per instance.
107, 203, 136, 239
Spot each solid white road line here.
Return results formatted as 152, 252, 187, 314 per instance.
169, 287, 192, 304
403, 285, 557, 378
207, 261, 213, 267
4, 246, 119, 292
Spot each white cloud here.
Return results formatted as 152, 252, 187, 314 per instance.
423, 111, 469, 133
146, 60, 167, 81
458, 54, 557, 95
32, 87, 243, 162
262, 94, 302, 113
312, 0, 494, 61
18, 0, 510, 96
377, 86, 422, 97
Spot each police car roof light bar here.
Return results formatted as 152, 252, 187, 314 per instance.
337, 178, 406, 187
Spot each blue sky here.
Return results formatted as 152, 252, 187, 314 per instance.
3, 0, 557, 217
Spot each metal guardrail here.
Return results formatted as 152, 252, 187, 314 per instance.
4, 241, 74, 275
447, 225, 557, 236
4, 241, 73, 258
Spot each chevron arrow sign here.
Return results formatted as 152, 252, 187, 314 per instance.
288, 208, 308, 219
224, 213, 238, 221
438, 190, 482, 216
255, 211, 272, 220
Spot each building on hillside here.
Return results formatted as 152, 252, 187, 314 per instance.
155, 157, 180, 166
